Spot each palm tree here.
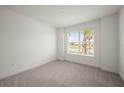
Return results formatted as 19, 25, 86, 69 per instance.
82, 29, 93, 54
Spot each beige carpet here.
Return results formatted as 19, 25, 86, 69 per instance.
0, 60, 124, 87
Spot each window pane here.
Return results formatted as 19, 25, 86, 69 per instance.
68, 32, 79, 53
80, 29, 94, 56
68, 32, 79, 42
68, 42, 79, 53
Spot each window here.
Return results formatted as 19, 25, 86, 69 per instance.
67, 28, 94, 57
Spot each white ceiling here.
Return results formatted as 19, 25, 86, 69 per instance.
5, 6, 121, 28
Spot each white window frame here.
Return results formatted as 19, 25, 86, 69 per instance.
67, 30, 94, 57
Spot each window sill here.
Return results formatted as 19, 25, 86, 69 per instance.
67, 52, 94, 57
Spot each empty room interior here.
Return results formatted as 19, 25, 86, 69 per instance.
0, 5, 124, 87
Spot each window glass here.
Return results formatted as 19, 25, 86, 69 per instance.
68, 32, 79, 53
67, 29, 94, 57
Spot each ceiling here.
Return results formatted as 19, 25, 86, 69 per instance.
5, 6, 121, 28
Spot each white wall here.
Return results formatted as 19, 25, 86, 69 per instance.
57, 28, 65, 60
119, 6, 124, 80
0, 8, 56, 79
57, 14, 118, 73
101, 14, 118, 73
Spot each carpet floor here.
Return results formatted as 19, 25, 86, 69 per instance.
0, 60, 124, 87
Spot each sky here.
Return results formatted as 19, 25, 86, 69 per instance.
68, 32, 83, 42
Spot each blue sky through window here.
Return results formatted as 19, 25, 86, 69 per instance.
69, 32, 78, 42
68, 32, 84, 42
